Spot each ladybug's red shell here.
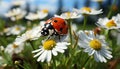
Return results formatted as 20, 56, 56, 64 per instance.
46, 17, 68, 35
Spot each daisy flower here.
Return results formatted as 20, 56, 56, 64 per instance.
91, 0, 106, 3
32, 39, 70, 62
96, 15, 120, 30
78, 30, 112, 63
5, 42, 24, 56
11, 0, 26, 6
4, 8, 26, 21
10, 25, 25, 35
3, 25, 25, 35
3, 27, 11, 35
25, 9, 48, 21
73, 7, 102, 15
54, 11, 81, 19
23, 26, 42, 40
14, 25, 42, 44
25, 12, 40, 21
37, 9, 48, 19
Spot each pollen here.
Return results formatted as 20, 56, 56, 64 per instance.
106, 20, 117, 28
13, 44, 18, 48
81, 7, 91, 12
43, 40, 56, 50
89, 39, 102, 50
42, 9, 48, 13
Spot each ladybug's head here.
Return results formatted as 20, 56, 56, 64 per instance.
41, 23, 55, 36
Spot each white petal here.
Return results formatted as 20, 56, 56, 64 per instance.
33, 49, 44, 58
94, 51, 100, 62
97, 51, 107, 63
102, 47, 112, 54
84, 47, 91, 53
56, 45, 67, 50
41, 51, 48, 62
46, 50, 52, 62
98, 51, 107, 63
52, 49, 58, 56
57, 42, 70, 46
32, 49, 41, 53
37, 50, 47, 62
100, 49, 112, 59
54, 48, 64, 53
88, 49, 95, 55
78, 42, 88, 48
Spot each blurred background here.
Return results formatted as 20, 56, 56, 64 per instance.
0, 0, 120, 26
0, 0, 120, 16
0, 1, 120, 69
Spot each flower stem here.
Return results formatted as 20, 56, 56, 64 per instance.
104, 29, 110, 40
68, 19, 73, 45
29, 41, 35, 50
83, 16, 87, 30
29, 41, 42, 68
72, 31, 78, 49
81, 56, 91, 68
52, 57, 56, 69
17, 64, 25, 69
107, 0, 117, 18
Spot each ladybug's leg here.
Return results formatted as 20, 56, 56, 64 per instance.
45, 29, 56, 40
58, 35, 61, 42
45, 35, 51, 40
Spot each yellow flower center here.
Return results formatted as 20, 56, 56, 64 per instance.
42, 9, 48, 13
81, 7, 91, 12
96, 0, 103, 3
66, 12, 71, 18
89, 39, 101, 50
43, 40, 56, 50
85, 31, 89, 35
3, 28, 8, 32
15, 27, 20, 31
13, 44, 18, 48
106, 20, 117, 28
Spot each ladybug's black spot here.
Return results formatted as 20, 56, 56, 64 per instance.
60, 28, 63, 32
63, 22, 66, 25
54, 20, 58, 23
66, 27, 68, 30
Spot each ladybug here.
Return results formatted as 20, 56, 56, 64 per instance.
41, 17, 68, 37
